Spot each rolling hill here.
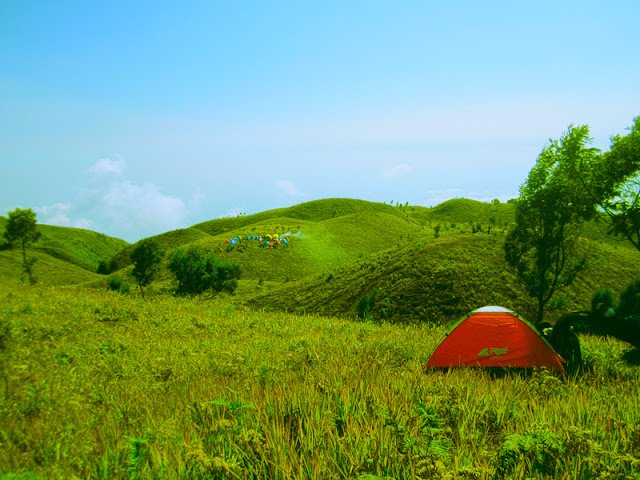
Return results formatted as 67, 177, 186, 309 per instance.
243, 233, 640, 324
2, 198, 638, 325
0, 217, 128, 285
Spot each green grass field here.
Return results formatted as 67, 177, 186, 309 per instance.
1, 198, 639, 478
1, 283, 638, 479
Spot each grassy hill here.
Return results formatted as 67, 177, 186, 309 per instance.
3, 198, 638, 325
2, 198, 640, 478
424, 197, 516, 229
0, 217, 128, 285
111, 199, 430, 281
35, 224, 128, 272
192, 198, 417, 235
108, 227, 211, 271
207, 210, 426, 282
244, 233, 640, 324
0, 249, 105, 286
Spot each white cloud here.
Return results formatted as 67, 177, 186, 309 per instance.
99, 180, 187, 236
276, 179, 303, 197
89, 156, 126, 176
36, 202, 95, 230
384, 163, 412, 179
37, 202, 71, 224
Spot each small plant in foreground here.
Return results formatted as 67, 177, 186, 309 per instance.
494, 429, 564, 478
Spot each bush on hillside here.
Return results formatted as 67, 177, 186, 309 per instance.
107, 275, 129, 294
168, 246, 241, 296
589, 280, 640, 347
357, 288, 378, 321
618, 278, 640, 318
591, 288, 616, 314
97, 259, 118, 275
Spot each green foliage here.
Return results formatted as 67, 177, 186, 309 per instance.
618, 278, 640, 318
129, 239, 163, 300
4, 208, 41, 284
107, 275, 129, 294
97, 259, 118, 275
616, 279, 640, 347
504, 124, 600, 323
591, 288, 616, 313
0, 284, 639, 478
598, 117, 640, 250
494, 429, 564, 478
3, 208, 40, 252
588, 279, 640, 347
356, 290, 377, 321
168, 246, 240, 296
127, 434, 151, 480
548, 294, 568, 310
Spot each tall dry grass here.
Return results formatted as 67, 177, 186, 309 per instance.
0, 283, 638, 479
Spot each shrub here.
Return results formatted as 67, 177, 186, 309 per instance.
591, 288, 616, 314
494, 429, 564, 478
618, 278, 640, 318
589, 280, 640, 347
107, 275, 129, 294
617, 279, 640, 346
357, 289, 378, 321
168, 246, 241, 296
97, 259, 118, 275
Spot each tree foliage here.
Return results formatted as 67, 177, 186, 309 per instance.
129, 239, 164, 300
504, 125, 600, 323
4, 208, 41, 284
588, 281, 640, 348
168, 246, 240, 296
505, 118, 640, 324
598, 117, 640, 250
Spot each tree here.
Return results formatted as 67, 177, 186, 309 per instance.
504, 125, 601, 323
129, 239, 163, 300
97, 258, 118, 275
597, 117, 640, 251
4, 208, 41, 284
168, 246, 240, 296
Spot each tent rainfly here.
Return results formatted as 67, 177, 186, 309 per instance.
425, 306, 565, 372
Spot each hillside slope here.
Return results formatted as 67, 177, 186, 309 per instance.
0, 249, 104, 285
0, 218, 128, 272
192, 198, 419, 235
0, 217, 127, 284
424, 198, 515, 228
244, 234, 640, 324
110, 199, 430, 280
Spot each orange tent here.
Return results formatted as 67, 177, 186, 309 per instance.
425, 306, 565, 372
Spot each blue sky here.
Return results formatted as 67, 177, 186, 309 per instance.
2, 1, 639, 241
